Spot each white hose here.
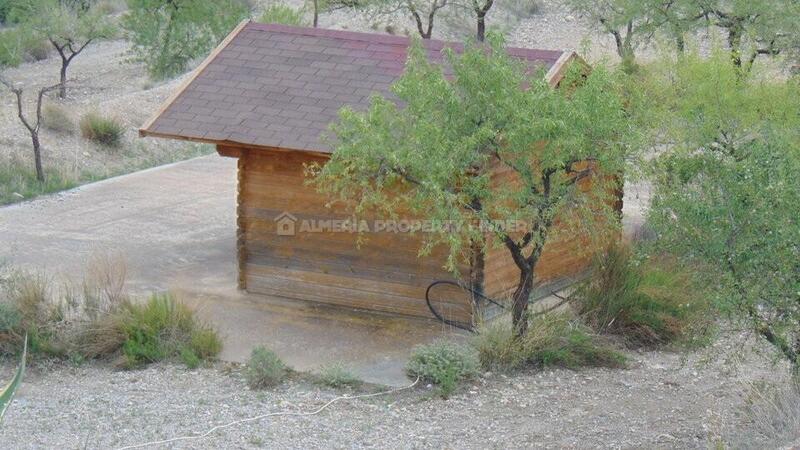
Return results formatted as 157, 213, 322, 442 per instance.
116, 377, 420, 449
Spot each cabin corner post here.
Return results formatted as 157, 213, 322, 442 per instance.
236, 150, 248, 290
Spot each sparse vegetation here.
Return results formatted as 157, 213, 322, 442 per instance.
244, 346, 288, 389
114, 293, 222, 368
16, 0, 116, 98
0, 261, 221, 369
42, 103, 74, 133
473, 313, 627, 372
574, 245, 712, 348
0, 160, 81, 205
317, 363, 360, 388
406, 340, 479, 397
79, 112, 124, 147
728, 380, 800, 447
259, 4, 307, 26
123, 0, 250, 79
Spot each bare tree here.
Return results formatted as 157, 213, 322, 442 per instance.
370, 0, 450, 39
22, 0, 114, 98
0, 76, 60, 182
469, 0, 493, 42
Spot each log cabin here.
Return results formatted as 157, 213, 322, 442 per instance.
139, 20, 616, 326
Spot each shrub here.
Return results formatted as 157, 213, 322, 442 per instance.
728, 380, 800, 448
574, 244, 712, 347
244, 346, 287, 389
42, 103, 74, 134
79, 112, 124, 147
317, 363, 360, 388
123, 0, 250, 79
474, 313, 627, 372
259, 4, 306, 26
179, 346, 201, 369
22, 37, 49, 62
0, 159, 84, 205
406, 340, 479, 397
115, 293, 222, 368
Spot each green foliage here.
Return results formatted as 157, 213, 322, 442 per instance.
179, 346, 201, 369
244, 346, 288, 389
42, 103, 75, 134
15, 0, 116, 96
0, 27, 51, 67
123, 0, 250, 79
575, 245, 712, 347
474, 313, 627, 372
406, 340, 479, 397
259, 4, 306, 26
116, 293, 221, 368
79, 112, 124, 147
0, 334, 27, 424
317, 363, 360, 388
312, 36, 629, 332
642, 50, 800, 370
0, 303, 21, 334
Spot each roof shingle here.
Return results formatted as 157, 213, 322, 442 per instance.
140, 21, 567, 153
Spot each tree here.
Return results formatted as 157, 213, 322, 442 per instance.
0, 75, 60, 182
567, 0, 700, 72
311, 36, 628, 335
367, 0, 450, 39
644, 51, 800, 372
17, 0, 114, 98
464, 0, 493, 42
123, 0, 250, 79
307, 0, 362, 28
692, 0, 800, 75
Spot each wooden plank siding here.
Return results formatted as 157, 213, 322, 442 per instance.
232, 146, 474, 322
221, 143, 618, 322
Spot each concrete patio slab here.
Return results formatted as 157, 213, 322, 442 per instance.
0, 155, 459, 386
0, 154, 649, 386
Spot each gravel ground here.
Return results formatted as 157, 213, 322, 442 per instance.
0, 333, 794, 449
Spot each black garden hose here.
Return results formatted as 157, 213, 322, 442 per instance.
424, 280, 507, 332
425, 280, 574, 332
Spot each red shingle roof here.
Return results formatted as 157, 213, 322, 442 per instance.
140, 21, 568, 153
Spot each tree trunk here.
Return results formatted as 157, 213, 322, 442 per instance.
313, 0, 319, 27
31, 132, 44, 182
511, 267, 533, 336
59, 58, 68, 99
476, 13, 486, 42
469, 239, 485, 299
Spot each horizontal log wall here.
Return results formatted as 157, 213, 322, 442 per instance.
236, 147, 473, 322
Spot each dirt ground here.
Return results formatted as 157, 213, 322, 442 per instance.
0, 333, 795, 449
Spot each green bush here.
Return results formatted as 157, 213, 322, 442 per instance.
79, 112, 124, 147
259, 4, 306, 26
0, 303, 21, 335
406, 340, 479, 397
116, 293, 222, 368
574, 244, 711, 347
244, 346, 287, 389
42, 103, 75, 134
123, 0, 250, 79
474, 313, 627, 372
179, 346, 201, 369
317, 363, 360, 388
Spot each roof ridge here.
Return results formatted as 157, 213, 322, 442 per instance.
245, 22, 564, 58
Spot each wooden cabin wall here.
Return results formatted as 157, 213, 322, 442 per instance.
232, 146, 473, 321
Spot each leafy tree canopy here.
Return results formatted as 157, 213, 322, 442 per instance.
123, 0, 250, 80
312, 35, 630, 333
644, 50, 800, 369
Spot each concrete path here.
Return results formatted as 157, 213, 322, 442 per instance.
0, 155, 455, 386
